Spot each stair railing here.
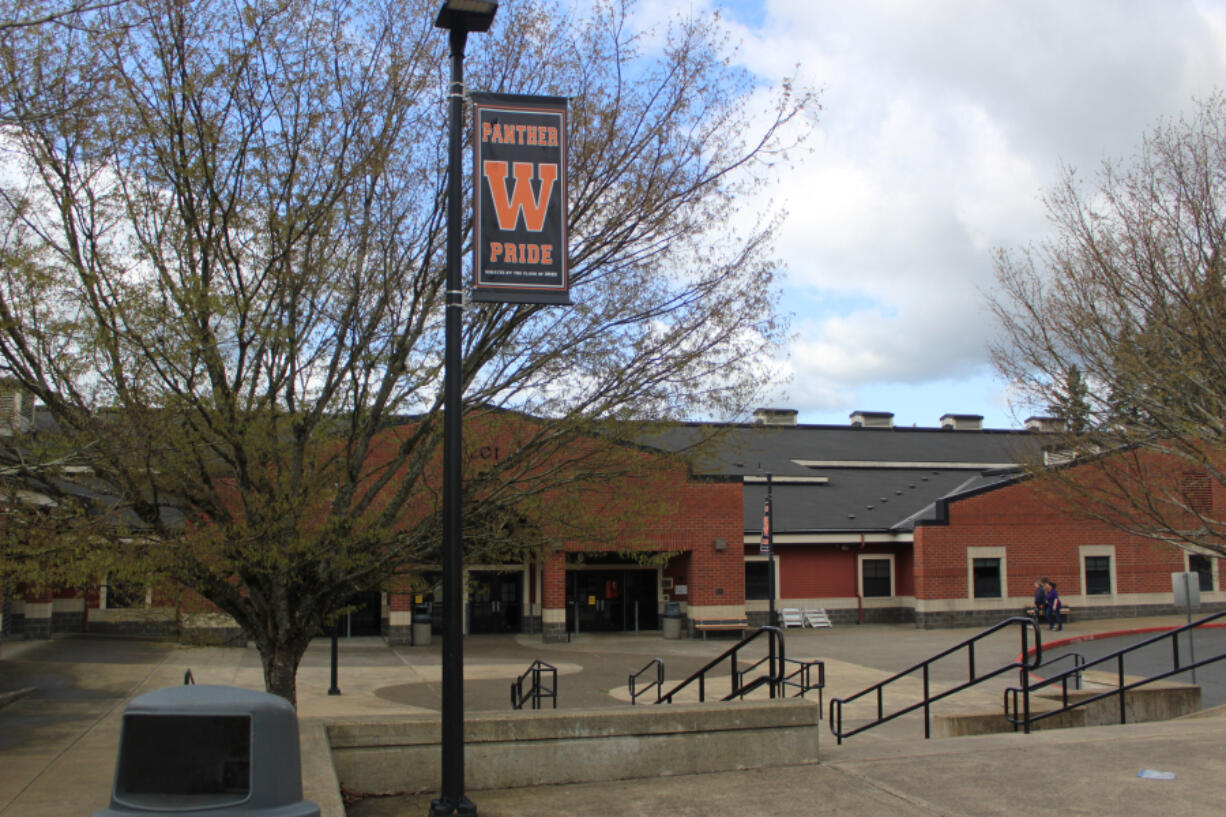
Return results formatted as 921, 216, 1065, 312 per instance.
629, 657, 665, 705
510, 659, 557, 710
829, 615, 1042, 744
657, 626, 785, 704
1005, 608, 1226, 730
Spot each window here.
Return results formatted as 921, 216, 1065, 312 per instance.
1084, 556, 1112, 595
744, 561, 771, 601
862, 558, 892, 598
1190, 554, 1214, 592
104, 578, 146, 609
973, 558, 1002, 598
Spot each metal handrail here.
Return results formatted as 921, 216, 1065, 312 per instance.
737, 656, 825, 702
657, 626, 785, 704
1005, 608, 1226, 729
782, 657, 825, 697
510, 659, 557, 710
830, 616, 1042, 744
1039, 651, 1086, 691
629, 657, 665, 705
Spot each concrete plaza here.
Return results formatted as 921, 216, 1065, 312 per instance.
2, 616, 1223, 817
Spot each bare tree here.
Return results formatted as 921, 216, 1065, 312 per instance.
0, 0, 812, 702
990, 93, 1226, 557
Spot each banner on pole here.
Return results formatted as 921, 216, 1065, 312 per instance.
760, 496, 772, 556
471, 93, 570, 305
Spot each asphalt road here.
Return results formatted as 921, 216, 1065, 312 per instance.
1043, 628, 1226, 708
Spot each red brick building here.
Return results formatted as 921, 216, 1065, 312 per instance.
4, 404, 1221, 641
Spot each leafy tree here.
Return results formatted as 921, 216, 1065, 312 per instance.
1046, 364, 1090, 434
990, 93, 1226, 557
0, 0, 811, 702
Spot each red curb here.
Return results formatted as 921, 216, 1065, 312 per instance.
1015, 621, 1226, 664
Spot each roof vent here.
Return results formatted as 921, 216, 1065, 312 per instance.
940, 413, 983, 431
1025, 415, 1067, 433
0, 380, 34, 436
753, 407, 798, 426
849, 410, 894, 429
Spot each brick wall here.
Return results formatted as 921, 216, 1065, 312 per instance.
915, 478, 1192, 602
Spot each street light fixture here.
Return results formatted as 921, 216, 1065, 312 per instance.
435, 0, 499, 32
433, 2, 498, 816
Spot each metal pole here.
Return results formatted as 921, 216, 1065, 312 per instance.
767, 473, 776, 697
433, 25, 475, 817
1185, 572, 1197, 683
767, 473, 776, 627
328, 619, 341, 696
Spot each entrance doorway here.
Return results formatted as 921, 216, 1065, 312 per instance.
468, 570, 523, 634
566, 569, 659, 633
338, 590, 382, 637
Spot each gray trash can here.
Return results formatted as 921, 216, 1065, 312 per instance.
662, 601, 683, 639
92, 684, 319, 817
412, 605, 432, 646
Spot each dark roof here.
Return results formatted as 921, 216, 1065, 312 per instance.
635, 422, 1041, 536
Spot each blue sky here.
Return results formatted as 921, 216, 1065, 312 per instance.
630, 0, 1226, 429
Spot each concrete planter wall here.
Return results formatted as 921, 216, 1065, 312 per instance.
326, 699, 820, 796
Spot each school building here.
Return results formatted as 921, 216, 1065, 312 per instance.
3, 400, 1222, 642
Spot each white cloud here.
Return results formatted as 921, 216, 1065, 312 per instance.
703, 0, 1226, 427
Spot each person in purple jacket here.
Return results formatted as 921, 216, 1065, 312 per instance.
1044, 580, 1063, 631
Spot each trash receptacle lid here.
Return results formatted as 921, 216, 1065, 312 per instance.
125, 684, 295, 717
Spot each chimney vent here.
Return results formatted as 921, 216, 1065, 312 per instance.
1025, 416, 1067, 433
940, 413, 984, 431
753, 408, 798, 426
0, 380, 34, 436
850, 410, 894, 429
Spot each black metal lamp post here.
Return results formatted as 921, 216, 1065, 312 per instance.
433, 3, 498, 815
765, 472, 776, 696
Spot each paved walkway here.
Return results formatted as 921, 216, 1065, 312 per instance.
1, 615, 1222, 816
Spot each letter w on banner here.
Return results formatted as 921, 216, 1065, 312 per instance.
472, 93, 571, 305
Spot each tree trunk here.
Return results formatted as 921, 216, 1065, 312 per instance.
255, 631, 309, 708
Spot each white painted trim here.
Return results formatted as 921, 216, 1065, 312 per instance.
743, 532, 914, 546
743, 554, 779, 603
967, 546, 1008, 600
743, 475, 829, 484
1078, 544, 1117, 597
792, 459, 1016, 470
858, 553, 896, 599
1185, 551, 1218, 591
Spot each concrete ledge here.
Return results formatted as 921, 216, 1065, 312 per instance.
300, 720, 346, 817
932, 673, 1200, 738
933, 700, 1085, 738
1062, 672, 1201, 726
328, 699, 819, 795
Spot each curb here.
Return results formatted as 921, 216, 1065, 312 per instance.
0, 687, 35, 710
1015, 621, 1226, 664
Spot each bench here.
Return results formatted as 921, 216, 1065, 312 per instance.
693, 619, 749, 639
1024, 606, 1073, 626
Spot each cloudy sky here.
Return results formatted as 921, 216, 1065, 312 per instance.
638, 0, 1226, 429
